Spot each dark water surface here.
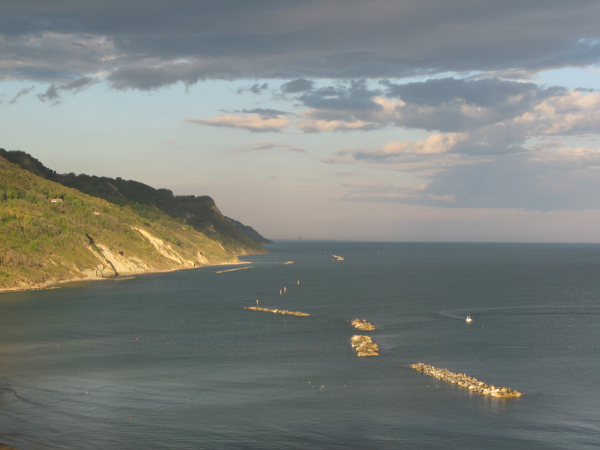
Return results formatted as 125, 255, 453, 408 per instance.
1, 242, 599, 449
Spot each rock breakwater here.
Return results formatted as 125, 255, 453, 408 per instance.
217, 267, 252, 273
411, 363, 522, 398
350, 335, 379, 356
244, 306, 310, 317
351, 319, 376, 330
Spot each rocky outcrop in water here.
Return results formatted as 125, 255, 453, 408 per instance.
350, 335, 379, 356
351, 319, 376, 330
411, 363, 522, 398
244, 306, 310, 316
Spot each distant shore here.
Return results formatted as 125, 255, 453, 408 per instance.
0, 259, 251, 295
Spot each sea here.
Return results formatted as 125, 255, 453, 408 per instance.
1, 242, 599, 449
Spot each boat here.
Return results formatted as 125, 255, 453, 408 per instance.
465, 314, 472, 323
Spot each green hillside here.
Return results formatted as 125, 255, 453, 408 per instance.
225, 216, 273, 245
0, 155, 251, 291
0, 149, 271, 252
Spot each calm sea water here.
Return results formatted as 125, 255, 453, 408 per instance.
1, 242, 599, 449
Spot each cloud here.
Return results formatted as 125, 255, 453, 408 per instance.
317, 84, 600, 211
328, 136, 600, 210
297, 80, 382, 112
337, 134, 468, 163
0, 32, 116, 82
36, 76, 97, 103
237, 82, 269, 94
227, 142, 306, 153
295, 79, 600, 151
420, 149, 600, 210
383, 77, 562, 107
298, 119, 376, 133
241, 108, 289, 117
333, 181, 456, 205
5, 2, 600, 87
281, 78, 313, 93
187, 113, 292, 132
108, 61, 217, 90
9, 85, 34, 104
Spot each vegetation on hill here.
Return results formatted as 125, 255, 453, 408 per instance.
0, 154, 249, 290
0, 149, 271, 253
225, 216, 273, 244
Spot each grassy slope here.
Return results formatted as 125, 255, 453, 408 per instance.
0, 150, 269, 254
0, 155, 239, 290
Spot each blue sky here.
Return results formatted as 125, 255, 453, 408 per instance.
2, 1, 600, 242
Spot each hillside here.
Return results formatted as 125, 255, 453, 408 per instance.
225, 216, 273, 245
0, 149, 272, 252
0, 155, 254, 291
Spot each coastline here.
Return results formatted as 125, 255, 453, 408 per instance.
0, 259, 252, 295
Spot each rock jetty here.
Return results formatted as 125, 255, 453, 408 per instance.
350, 335, 379, 356
244, 306, 310, 317
216, 267, 252, 273
351, 319, 376, 331
411, 363, 522, 398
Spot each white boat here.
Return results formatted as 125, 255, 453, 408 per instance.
465, 314, 472, 323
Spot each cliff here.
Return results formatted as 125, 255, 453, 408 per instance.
0, 154, 254, 291
0, 149, 270, 254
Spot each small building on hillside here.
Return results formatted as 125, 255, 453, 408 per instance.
50, 198, 63, 203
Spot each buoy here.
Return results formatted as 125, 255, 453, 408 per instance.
297, 280, 300, 285
256, 299, 259, 305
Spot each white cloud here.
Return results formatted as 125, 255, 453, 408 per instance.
297, 119, 375, 133
227, 142, 306, 153
187, 114, 292, 132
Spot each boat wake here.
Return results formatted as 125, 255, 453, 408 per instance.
440, 306, 600, 319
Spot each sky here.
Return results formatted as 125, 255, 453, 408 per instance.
2, 1, 600, 242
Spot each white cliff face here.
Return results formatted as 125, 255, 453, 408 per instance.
133, 227, 195, 266
81, 227, 202, 279
94, 242, 152, 275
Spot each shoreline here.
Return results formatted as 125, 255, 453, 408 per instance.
0, 259, 252, 295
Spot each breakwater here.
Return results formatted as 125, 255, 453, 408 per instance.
244, 306, 310, 317
350, 335, 379, 356
411, 363, 522, 398
351, 319, 376, 330
217, 267, 252, 273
